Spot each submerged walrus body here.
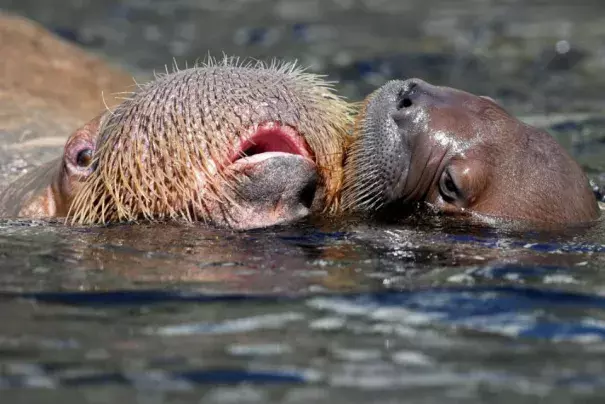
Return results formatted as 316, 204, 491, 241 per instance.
0, 60, 353, 229
342, 78, 600, 225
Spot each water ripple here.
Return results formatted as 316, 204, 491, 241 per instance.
5, 287, 605, 343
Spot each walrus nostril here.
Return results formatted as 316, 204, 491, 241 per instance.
397, 96, 413, 109
298, 175, 318, 209
396, 82, 418, 110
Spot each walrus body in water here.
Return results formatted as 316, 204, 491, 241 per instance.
342, 78, 600, 225
0, 60, 352, 229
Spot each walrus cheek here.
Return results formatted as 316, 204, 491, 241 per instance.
204, 153, 318, 230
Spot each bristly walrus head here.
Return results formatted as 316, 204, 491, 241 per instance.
0, 57, 354, 229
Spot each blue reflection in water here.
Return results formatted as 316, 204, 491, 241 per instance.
3, 286, 605, 388
442, 233, 605, 253
59, 369, 307, 387
6, 286, 605, 341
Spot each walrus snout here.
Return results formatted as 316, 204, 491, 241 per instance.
216, 152, 318, 229
342, 79, 427, 211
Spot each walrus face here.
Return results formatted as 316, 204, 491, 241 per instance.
68, 117, 321, 229
66, 62, 353, 229
1, 60, 352, 229
343, 78, 600, 224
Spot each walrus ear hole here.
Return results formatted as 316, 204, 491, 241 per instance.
439, 169, 462, 204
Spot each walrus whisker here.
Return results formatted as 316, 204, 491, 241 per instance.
172, 57, 181, 73
100, 91, 115, 117
131, 77, 145, 92
112, 91, 137, 96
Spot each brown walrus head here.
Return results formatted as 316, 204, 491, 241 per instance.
1, 59, 353, 229
342, 78, 600, 225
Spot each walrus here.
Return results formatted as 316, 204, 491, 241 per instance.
0, 12, 133, 141
0, 12, 135, 191
0, 59, 353, 229
341, 78, 600, 225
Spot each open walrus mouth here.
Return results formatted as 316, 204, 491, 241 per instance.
0, 58, 354, 230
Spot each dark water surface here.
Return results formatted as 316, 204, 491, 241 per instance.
4, 218, 605, 403
3, 0, 605, 403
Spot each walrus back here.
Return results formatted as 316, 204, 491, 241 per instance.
0, 160, 59, 218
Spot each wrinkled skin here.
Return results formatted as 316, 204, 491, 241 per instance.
0, 63, 351, 230
343, 78, 600, 225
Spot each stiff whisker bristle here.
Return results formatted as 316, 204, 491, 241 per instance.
340, 92, 389, 213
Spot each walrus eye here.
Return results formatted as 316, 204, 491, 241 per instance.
76, 149, 93, 168
439, 169, 461, 203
